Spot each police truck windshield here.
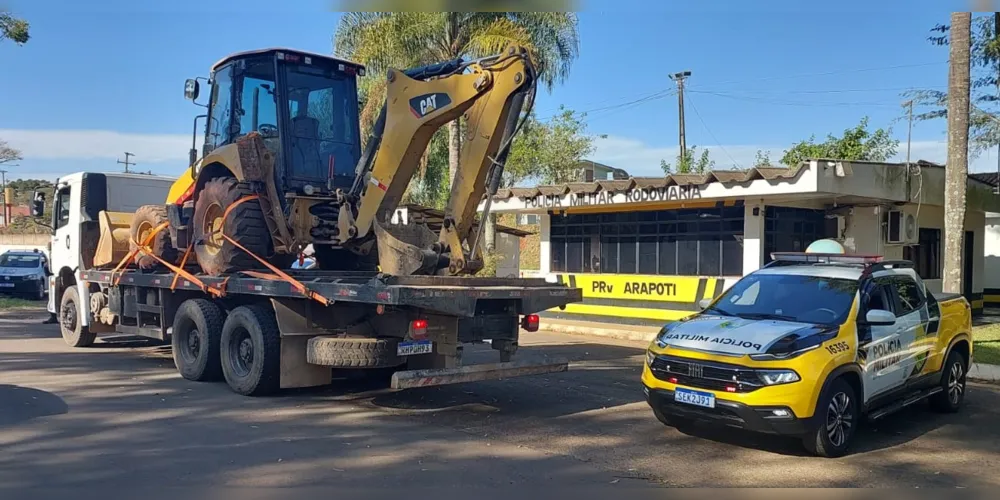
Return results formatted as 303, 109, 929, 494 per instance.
706, 274, 858, 325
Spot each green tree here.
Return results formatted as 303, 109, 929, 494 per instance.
905, 14, 1000, 156
661, 145, 714, 174
334, 12, 580, 187
503, 107, 603, 186
753, 149, 773, 168
0, 11, 29, 45
779, 117, 898, 167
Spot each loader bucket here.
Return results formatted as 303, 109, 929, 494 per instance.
373, 220, 442, 275
93, 211, 133, 268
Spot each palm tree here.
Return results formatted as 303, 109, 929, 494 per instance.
334, 12, 580, 187
944, 12, 971, 294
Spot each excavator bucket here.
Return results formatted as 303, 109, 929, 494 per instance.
93, 211, 133, 268
373, 220, 442, 275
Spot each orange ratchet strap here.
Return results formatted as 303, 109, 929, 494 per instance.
108, 195, 327, 306
111, 220, 169, 285
216, 195, 329, 306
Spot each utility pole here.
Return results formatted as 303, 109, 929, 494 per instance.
117, 152, 136, 173
0, 169, 7, 227
903, 99, 914, 167
669, 71, 692, 162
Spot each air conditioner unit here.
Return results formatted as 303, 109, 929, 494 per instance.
885, 208, 918, 245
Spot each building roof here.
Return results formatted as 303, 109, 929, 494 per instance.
399, 204, 533, 237
494, 165, 803, 201
495, 159, 999, 202
971, 172, 1000, 187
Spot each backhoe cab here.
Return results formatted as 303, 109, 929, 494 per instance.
145, 45, 533, 277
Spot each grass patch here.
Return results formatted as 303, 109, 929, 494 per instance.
0, 296, 43, 310
973, 323, 1000, 366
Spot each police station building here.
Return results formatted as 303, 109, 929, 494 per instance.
483, 159, 1000, 325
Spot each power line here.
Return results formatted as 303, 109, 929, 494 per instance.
692, 86, 947, 95
687, 89, 904, 108
705, 61, 948, 87
685, 93, 742, 169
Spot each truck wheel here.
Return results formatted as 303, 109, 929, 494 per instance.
130, 204, 177, 270
220, 304, 280, 396
171, 299, 224, 382
306, 336, 403, 368
803, 378, 859, 458
193, 177, 272, 276
60, 287, 96, 348
930, 349, 968, 413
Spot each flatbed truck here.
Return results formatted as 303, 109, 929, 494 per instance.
45, 172, 582, 396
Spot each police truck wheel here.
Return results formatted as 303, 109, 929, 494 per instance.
130, 204, 177, 270
193, 177, 272, 276
220, 304, 280, 396
930, 350, 967, 413
171, 299, 224, 382
59, 287, 95, 348
803, 378, 859, 458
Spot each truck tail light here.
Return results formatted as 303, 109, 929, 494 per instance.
521, 314, 539, 332
409, 319, 428, 340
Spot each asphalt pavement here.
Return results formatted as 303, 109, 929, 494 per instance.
2, 307, 999, 493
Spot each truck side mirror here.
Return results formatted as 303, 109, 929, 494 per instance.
864, 309, 896, 326
184, 79, 200, 101
31, 191, 45, 217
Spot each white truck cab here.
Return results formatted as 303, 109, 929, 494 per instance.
44, 172, 175, 328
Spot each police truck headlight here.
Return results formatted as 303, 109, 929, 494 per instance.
755, 369, 800, 386
646, 350, 656, 366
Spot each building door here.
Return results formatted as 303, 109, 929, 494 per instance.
964, 230, 974, 301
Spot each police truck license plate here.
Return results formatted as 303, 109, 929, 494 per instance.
674, 388, 715, 408
397, 340, 433, 356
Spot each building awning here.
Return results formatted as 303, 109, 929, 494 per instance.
493, 166, 803, 201
397, 204, 533, 237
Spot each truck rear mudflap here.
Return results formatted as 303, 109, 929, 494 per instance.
389, 357, 569, 390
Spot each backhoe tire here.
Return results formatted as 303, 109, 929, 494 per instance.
306, 337, 404, 368
60, 286, 96, 348
130, 204, 177, 270
193, 177, 272, 276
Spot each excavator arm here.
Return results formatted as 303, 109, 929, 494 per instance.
336, 45, 535, 275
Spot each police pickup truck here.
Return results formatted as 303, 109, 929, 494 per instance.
642, 252, 973, 457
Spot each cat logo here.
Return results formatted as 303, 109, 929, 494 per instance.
409, 92, 452, 118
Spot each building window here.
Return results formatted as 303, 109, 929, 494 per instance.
763, 207, 834, 263
518, 214, 539, 225
549, 206, 744, 276
903, 228, 941, 280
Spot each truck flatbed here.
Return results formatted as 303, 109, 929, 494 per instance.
80, 269, 580, 317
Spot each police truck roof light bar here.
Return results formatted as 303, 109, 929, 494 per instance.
769, 252, 883, 265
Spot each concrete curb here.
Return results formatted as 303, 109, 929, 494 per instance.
969, 362, 1000, 382
539, 322, 658, 344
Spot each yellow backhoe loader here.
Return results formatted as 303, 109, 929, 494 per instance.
95, 45, 535, 278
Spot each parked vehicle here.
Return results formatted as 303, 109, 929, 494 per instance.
642, 251, 973, 457
0, 250, 48, 300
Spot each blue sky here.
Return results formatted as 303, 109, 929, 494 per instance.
0, 0, 987, 181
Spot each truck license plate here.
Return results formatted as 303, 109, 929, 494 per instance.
674, 387, 715, 408
397, 340, 433, 356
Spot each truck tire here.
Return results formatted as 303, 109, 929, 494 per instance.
193, 177, 272, 276
171, 299, 224, 382
930, 349, 968, 413
60, 286, 96, 348
306, 336, 404, 368
130, 204, 177, 270
803, 377, 859, 458
220, 304, 280, 396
